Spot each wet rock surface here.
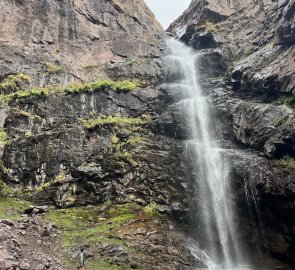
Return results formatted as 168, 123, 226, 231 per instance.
168, 0, 295, 266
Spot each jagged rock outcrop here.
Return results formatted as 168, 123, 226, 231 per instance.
0, 0, 164, 87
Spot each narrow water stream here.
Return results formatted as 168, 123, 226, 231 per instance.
164, 38, 252, 270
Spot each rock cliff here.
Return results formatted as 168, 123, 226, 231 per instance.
0, 1, 199, 269
0, 0, 163, 86
1, 0, 295, 269
167, 0, 295, 266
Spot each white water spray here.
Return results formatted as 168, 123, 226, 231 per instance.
164, 38, 252, 270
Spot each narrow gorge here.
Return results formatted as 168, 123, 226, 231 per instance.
0, 0, 294, 269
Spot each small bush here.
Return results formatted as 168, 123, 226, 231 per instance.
282, 96, 295, 106
123, 59, 136, 66
0, 130, 8, 143
0, 73, 30, 93
143, 203, 158, 217
276, 155, 295, 170
197, 21, 217, 32
0, 180, 10, 198
44, 62, 65, 73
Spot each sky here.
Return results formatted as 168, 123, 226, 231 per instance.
144, 0, 191, 29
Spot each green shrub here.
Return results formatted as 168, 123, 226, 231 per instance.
0, 130, 8, 143
83, 64, 99, 71
0, 74, 30, 93
282, 96, 295, 106
197, 21, 217, 32
0, 180, 10, 198
0, 196, 31, 220
143, 203, 158, 217
276, 155, 295, 170
44, 62, 65, 73
123, 59, 136, 66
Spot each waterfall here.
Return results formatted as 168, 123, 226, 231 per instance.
164, 38, 252, 270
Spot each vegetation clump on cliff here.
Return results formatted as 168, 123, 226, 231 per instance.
81, 115, 151, 129
79, 114, 151, 169
0, 74, 30, 94
276, 155, 295, 170
0, 79, 140, 105
44, 62, 65, 74
0, 130, 8, 143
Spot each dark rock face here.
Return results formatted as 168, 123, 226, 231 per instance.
0, 1, 201, 269
0, 0, 164, 86
168, 0, 295, 266
1, 88, 188, 216
276, 0, 295, 45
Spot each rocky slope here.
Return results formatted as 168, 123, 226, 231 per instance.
167, 0, 295, 266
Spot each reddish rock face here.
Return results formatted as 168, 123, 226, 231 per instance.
0, 0, 164, 86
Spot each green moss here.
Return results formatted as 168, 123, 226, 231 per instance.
196, 21, 217, 32
107, 132, 145, 169
123, 59, 136, 66
45, 204, 137, 249
276, 155, 295, 170
0, 130, 8, 143
0, 87, 50, 105
44, 62, 65, 73
64, 259, 135, 270
35, 181, 53, 192
0, 197, 31, 220
0, 74, 30, 93
0, 161, 10, 175
282, 96, 295, 106
0, 79, 140, 105
143, 203, 159, 218
82, 115, 151, 129
83, 64, 99, 71
87, 261, 135, 270
0, 180, 11, 198
54, 173, 67, 182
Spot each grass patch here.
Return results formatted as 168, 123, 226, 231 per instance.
0, 130, 8, 143
0, 73, 30, 93
45, 204, 137, 249
143, 203, 159, 218
83, 64, 99, 71
275, 155, 295, 170
282, 96, 295, 106
44, 62, 65, 74
86, 260, 135, 270
81, 115, 151, 129
0, 196, 31, 220
197, 21, 218, 32
123, 59, 136, 66
107, 133, 145, 169
64, 259, 135, 270
0, 80, 140, 105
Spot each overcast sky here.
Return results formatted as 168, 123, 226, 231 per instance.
144, 0, 191, 29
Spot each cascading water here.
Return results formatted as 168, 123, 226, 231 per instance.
164, 38, 252, 270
